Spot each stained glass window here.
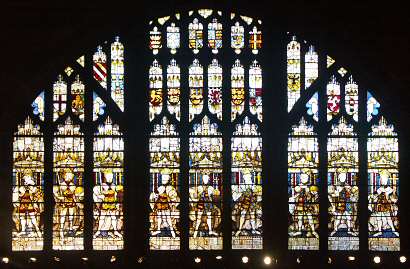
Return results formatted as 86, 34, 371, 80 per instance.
93, 46, 107, 89
32, 91, 45, 121
287, 36, 301, 112
345, 76, 359, 122
208, 59, 222, 120
249, 26, 262, 55
326, 76, 341, 121
327, 117, 359, 250
149, 60, 163, 121
93, 117, 124, 250
231, 22, 244, 54
53, 118, 84, 250
231, 60, 245, 121
111, 37, 125, 111
368, 117, 399, 251
367, 91, 380, 122
167, 59, 181, 120
189, 116, 223, 250
189, 59, 204, 121
249, 60, 262, 121
93, 92, 106, 121
288, 118, 319, 250
189, 18, 203, 54
149, 117, 180, 250
167, 23, 180, 54
232, 117, 263, 249
208, 18, 223, 54
70, 75, 85, 121
53, 75, 67, 122
12, 118, 44, 251
304, 45, 318, 89
306, 92, 319, 122
149, 26, 162, 55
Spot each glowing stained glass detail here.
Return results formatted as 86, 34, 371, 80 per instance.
198, 9, 213, 18
111, 37, 125, 111
52, 118, 84, 250
328, 117, 359, 250
231, 22, 245, 54
32, 91, 45, 121
149, 117, 181, 250
149, 60, 163, 121
232, 117, 262, 249
240, 15, 253, 25
93, 92, 106, 121
167, 23, 180, 54
93, 46, 107, 89
208, 59, 222, 120
189, 116, 223, 250
231, 60, 245, 121
208, 18, 223, 54
305, 45, 318, 89
327, 56, 335, 68
158, 16, 170, 25
93, 117, 124, 250
249, 26, 262, 55
306, 92, 319, 122
287, 36, 301, 112
189, 59, 204, 121
189, 19, 203, 54
367, 91, 380, 122
76, 56, 85, 67
345, 76, 359, 121
288, 118, 319, 250
175, 13, 180, 20
71, 75, 85, 121
12, 118, 44, 251
53, 75, 67, 121
64, 66, 74, 77
167, 59, 181, 120
338, 67, 348, 77
149, 27, 162, 55
249, 61, 262, 121
327, 76, 341, 121
368, 117, 399, 251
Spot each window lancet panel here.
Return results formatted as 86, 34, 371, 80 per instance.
12, 118, 45, 251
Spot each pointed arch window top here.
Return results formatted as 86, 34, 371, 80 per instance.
370, 117, 397, 136
151, 117, 178, 136
290, 118, 316, 136
190, 116, 221, 136
329, 117, 355, 136
55, 117, 82, 136
233, 117, 260, 136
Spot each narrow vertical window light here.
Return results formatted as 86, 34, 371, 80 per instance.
149, 117, 181, 250
345, 76, 359, 122
249, 26, 262, 55
167, 59, 181, 120
231, 60, 245, 121
232, 117, 263, 249
167, 23, 180, 54
326, 76, 341, 121
287, 36, 301, 112
70, 75, 85, 121
306, 92, 319, 122
367, 91, 380, 122
149, 26, 162, 55
189, 116, 223, 250
189, 59, 204, 121
208, 18, 223, 54
32, 91, 45, 121
53, 75, 67, 122
93, 117, 124, 250
93, 92, 106, 121
304, 45, 318, 89
93, 46, 107, 89
149, 60, 163, 121
208, 59, 223, 120
288, 118, 319, 250
368, 117, 399, 251
231, 22, 244, 54
189, 18, 203, 54
12, 118, 44, 251
327, 117, 359, 250
249, 60, 262, 121
111, 37, 125, 111
53, 118, 84, 250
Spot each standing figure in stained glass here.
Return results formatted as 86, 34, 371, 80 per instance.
190, 172, 220, 237
232, 168, 262, 236
93, 169, 123, 239
150, 169, 179, 238
369, 170, 399, 237
329, 172, 358, 236
53, 169, 83, 242
289, 173, 319, 238
15, 170, 42, 237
